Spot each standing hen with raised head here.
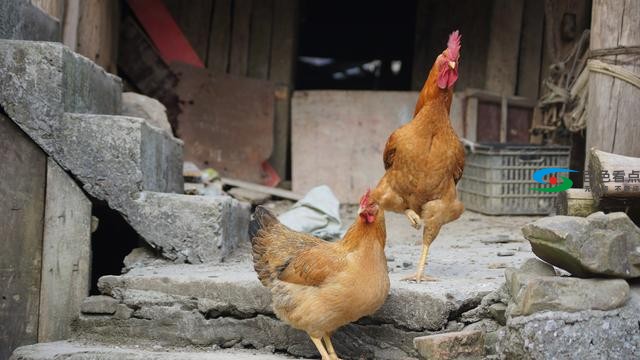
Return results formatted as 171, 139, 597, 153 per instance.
250, 190, 389, 360
372, 31, 464, 283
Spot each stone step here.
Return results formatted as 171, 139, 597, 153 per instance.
10, 341, 295, 360
75, 262, 497, 360
0, 40, 122, 158
57, 113, 183, 208
54, 113, 247, 262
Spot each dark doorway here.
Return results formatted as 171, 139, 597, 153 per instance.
296, 0, 416, 90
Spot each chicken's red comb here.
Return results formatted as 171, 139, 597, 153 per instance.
359, 189, 372, 208
447, 30, 461, 60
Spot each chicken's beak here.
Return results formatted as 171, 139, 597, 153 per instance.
448, 61, 456, 70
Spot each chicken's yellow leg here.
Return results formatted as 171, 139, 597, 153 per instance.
323, 335, 341, 360
401, 243, 437, 283
404, 209, 422, 229
310, 335, 331, 360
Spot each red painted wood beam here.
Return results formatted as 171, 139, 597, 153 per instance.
127, 0, 204, 68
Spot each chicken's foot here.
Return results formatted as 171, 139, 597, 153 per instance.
310, 335, 332, 360
401, 243, 438, 283
404, 209, 422, 229
323, 335, 342, 360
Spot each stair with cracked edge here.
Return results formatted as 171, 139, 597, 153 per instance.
9, 341, 296, 360
0, 39, 249, 263
68, 262, 492, 360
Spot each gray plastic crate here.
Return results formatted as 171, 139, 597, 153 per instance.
458, 144, 571, 215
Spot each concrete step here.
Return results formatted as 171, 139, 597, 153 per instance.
75, 261, 499, 360
55, 113, 247, 262
1, 0, 60, 42
0, 40, 122, 158
57, 113, 183, 207
10, 341, 296, 360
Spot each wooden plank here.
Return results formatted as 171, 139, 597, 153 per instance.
539, 0, 591, 85
247, 0, 273, 79
164, 0, 214, 63
412, 0, 493, 91
128, 0, 204, 67
476, 101, 500, 143
118, 15, 180, 132
589, 149, 640, 205
291, 90, 419, 203
222, 177, 302, 201
208, 0, 232, 73
499, 96, 508, 143
411, 0, 431, 90
31, 0, 64, 19
517, 0, 545, 98
0, 114, 46, 359
76, 0, 120, 74
38, 159, 91, 342
269, 0, 299, 178
464, 96, 478, 141
172, 63, 275, 183
62, 0, 80, 51
485, 0, 524, 95
229, 0, 252, 75
586, 0, 640, 158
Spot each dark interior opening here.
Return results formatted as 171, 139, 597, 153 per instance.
90, 203, 140, 294
296, 0, 417, 90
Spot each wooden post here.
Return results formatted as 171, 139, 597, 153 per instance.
208, 0, 232, 74
517, 0, 545, 98
164, 0, 214, 63
484, 0, 524, 95
248, 0, 274, 79
0, 114, 46, 359
586, 0, 640, 157
229, 0, 252, 76
269, 0, 298, 179
38, 159, 91, 342
76, 0, 120, 74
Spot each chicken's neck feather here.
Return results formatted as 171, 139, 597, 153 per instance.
338, 214, 386, 252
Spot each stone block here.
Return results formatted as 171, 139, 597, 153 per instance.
414, 330, 485, 360
127, 192, 250, 263
523, 212, 640, 278
81, 296, 118, 315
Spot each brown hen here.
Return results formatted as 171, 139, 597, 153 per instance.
372, 31, 465, 283
250, 191, 389, 360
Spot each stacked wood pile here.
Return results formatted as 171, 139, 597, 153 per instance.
556, 149, 640, 224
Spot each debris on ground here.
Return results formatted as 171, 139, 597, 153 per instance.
277, 185, 342, 239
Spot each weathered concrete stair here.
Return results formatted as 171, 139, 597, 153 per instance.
10, 341, 293, 360
0, 40, 249, 262
72, 262, 493, 360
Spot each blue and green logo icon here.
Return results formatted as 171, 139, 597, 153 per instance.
530, 168, 577, 192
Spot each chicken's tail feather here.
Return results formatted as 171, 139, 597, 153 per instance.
249, 206, 278, 241
249, 206, 280, 286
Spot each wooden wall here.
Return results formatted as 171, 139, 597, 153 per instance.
412, 0, 549, 99
0, 114, 46, 359
164, 0, 299, 178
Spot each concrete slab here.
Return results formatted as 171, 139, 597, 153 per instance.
127, 192, 250, 263
0, 41, 121, 160
291, 90, 418, 204
77, 211, 541, 359
9, 341, 295, 360
0, 0, 60, 42
58, 114, 183, 208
